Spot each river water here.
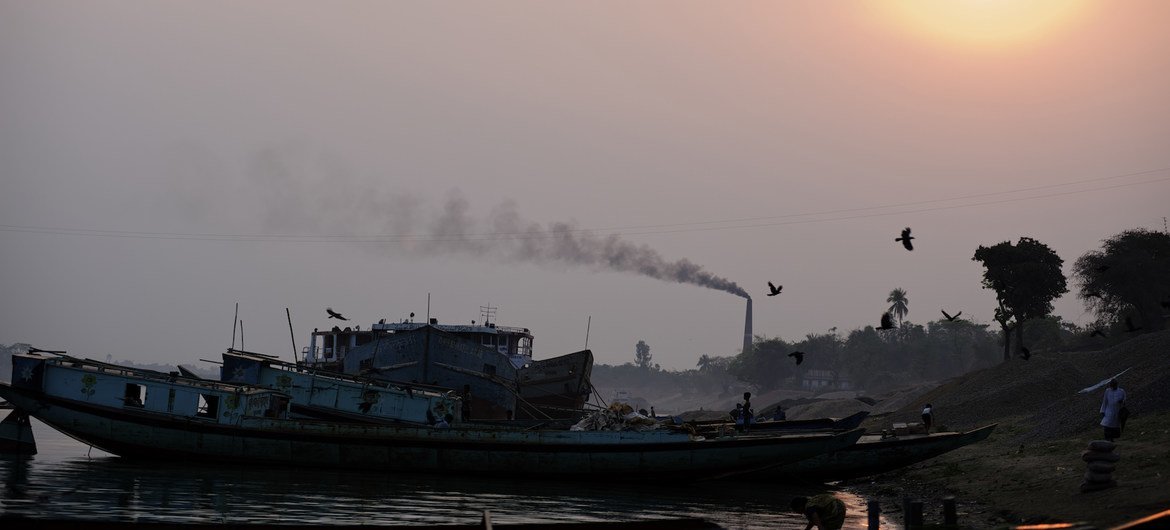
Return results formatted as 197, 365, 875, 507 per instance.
1, 418, 894, 529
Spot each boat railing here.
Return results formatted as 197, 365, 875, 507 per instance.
46, 354, 269, 395
227, 349, 454, 398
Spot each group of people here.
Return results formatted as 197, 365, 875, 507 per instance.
729, 392, 754, 432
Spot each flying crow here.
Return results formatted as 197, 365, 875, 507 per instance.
1020, 346, 1031, 361
1096, 265, 1111, 273
877, 312, 896, 330
895, 227, 914, 251
1090, 328, 1107, 338
788, 351, 805, 365
326, 307, 349, 321
1085, 291, 1102, 299
767, 282, 783, 297
1125, 317, 1142, 333
941, 309, 962, 322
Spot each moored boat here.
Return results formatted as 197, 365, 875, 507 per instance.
742, 423, 997, 482
2, 353, 864, 480
0, 408, 36, 454
686, 411, 871, 434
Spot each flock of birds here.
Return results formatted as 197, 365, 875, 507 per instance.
777, 227, 923, 366
322, 225, 1162, 368
769, 226, 1141, 367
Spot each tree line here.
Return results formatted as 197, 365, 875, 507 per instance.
597, 227, 1169, 396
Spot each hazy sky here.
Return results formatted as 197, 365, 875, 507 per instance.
2, 1, 1168, 371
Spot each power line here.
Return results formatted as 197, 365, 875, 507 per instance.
1, 168, 1168, 243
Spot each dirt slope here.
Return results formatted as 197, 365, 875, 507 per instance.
844, 329, 1170, 529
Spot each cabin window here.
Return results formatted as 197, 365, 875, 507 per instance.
266, 396, 289, 418
197, 394, 219, 418
483, 364, 496, 376
481, 334, 495, 347
123, 383, 145, 408
356, 333, 372, 346
167, 389, 176, 412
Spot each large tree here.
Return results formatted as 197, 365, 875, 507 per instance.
887, 288, 910, 326
634, 340, 652, 370
1073, 228, 1170, 332
973, 237, 1068, 361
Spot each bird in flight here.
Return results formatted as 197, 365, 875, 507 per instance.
1089, 328, 1108, 338
767, 282, 783, 297
326, 307, 349, 321
788, 351, 805, 365
1125, 317, 1142, 333
1096, 265, 1111, 273
895, 227, 914, 251
1085, 291, 1102, 299
877, 312, 896, 330
940, 309, 962, 322
1020, 346, 1031, 361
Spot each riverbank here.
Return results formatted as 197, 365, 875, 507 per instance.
840, 329, 1170, 529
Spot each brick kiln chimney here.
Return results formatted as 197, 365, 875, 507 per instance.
743, 297, 753, 355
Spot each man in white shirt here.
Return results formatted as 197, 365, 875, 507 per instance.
1100, 379, 1126, 441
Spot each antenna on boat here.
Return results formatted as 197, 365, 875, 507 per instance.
585, 315, 591, 349
287, 308, 299, 363
239, 319, 244, 351
426, 293, 431, 323
480, 305, 497, 326
231, 302, 239, 350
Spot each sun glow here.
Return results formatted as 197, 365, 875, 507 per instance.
866, 0, 1098, 50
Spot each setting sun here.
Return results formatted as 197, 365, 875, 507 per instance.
865, 0, 1098, 50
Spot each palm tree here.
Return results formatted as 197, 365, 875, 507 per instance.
887, 288, 909, 326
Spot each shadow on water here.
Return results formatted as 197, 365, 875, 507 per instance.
1, 419, 894, 529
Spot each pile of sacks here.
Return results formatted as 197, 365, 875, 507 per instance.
1080, 439, 1119, 492
570, 402, 660, 432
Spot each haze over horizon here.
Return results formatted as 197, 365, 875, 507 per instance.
2, 2, 1168, 371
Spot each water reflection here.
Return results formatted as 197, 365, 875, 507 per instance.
1, 420, 892, 529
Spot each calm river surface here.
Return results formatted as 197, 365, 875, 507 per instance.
1, 418, 894, 529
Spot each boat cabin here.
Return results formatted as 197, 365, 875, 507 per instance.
304, 319, 535, 371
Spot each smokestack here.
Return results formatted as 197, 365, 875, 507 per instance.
743, 297, 753, 355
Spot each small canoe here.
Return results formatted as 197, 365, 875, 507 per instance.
743, 423, 997, 482
684, 410, 870, 433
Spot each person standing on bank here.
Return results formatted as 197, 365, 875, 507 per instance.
921, 403, 934, 434
1100, 379, 1126, 441
790, 494, 846, 530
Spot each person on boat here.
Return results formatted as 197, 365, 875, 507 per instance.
921, 403, 934, 434
741, 392, 754, 432
1100, 379, 1126, 441
791, 494, 846, 530
773, 406, 787, 421
730, 403, 744, 431
435, 414, 452, 428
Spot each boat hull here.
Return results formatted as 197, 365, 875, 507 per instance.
0, 382, 864, 480
745, 424, 997, 482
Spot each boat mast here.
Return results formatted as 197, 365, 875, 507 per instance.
287, 308, 298, 363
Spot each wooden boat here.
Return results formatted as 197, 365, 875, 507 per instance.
742, 423, 997, 482
685, 410, 870, 433
1, 353, 864, 481
221, 349, 459, 426
0, 408, 36, 454
0, 515, 724, 530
